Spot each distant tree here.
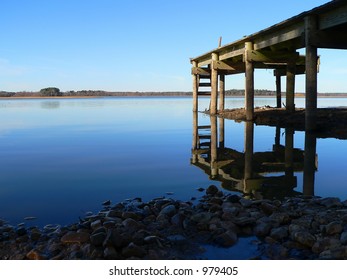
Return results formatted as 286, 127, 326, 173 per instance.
40, 87, 62, 96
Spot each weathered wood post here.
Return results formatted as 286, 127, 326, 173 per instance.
192, 111, 198, 151
192, 61, 198, 112
275, 72, 282, 108
210, 115, 218, 178
210, 53, 219, 115
245, 42, 254, 121
244, 121, 254, 193
219, 117, 225, 149
303, 131, 317, 196
286, 59, 296, 112
305, 16, 318, 131
285, 128, 294, 178
219, 74, 225, 111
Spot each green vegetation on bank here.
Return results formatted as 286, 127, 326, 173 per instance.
1, 88, 347, 98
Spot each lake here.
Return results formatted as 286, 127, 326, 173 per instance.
0, 97, 347, 228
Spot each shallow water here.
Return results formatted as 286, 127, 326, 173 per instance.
0, 97, 346, 227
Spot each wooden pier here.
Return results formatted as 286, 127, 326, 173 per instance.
190, 0, 347, 130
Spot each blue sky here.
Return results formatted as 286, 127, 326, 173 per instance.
1, 0, 346, 92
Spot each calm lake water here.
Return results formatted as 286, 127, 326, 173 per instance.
0, 97, 347, 228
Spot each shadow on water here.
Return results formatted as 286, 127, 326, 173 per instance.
191, 111, 318, 200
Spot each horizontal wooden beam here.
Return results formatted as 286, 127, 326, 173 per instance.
245, 50, 300, 63
219, 48, 244, 61
310, 30, 347, 49
274, 65, 306, 76
191, 67, 211, 75
320, 3, 347, 30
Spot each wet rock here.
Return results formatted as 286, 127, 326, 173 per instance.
196, 187, 205, 192
104, 246, 119, 259
90, 232, 107, 246
90, 220, 102, 230
270, 226, 288, 240
339, 231, 347, 246
260, 202, 276, 215
239, 198, 253, 208
206, 185, 218, 195
234, 216, 256, 227
167, 234, 187, 244
190, 212, 212, 224
254, 222, 272, 237
214, 230, 238, 247
122, 218, 143, 233
320, 197, 342, 208
226, 195, 240, 203
159, 205, 176, 217
61, 231, 90, 244
16, 227, 27, 236
102, 200, 111, 206
103, 229, 123, 248
293, 231, 315, 248
171, 213, 184, 227
325, 221, 343, 235
26, 249, 47, 260
122, 242, 146, 258
122, 212, 141, 220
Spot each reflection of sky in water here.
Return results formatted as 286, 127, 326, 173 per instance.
0, 97, 346, 226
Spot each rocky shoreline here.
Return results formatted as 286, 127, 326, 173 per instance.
1, 186, 347, 260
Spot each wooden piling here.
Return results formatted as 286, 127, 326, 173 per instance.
303, 131, 316, 196
286, 60, 296, 112
276, 74, 281, 108
210, 53, 219, 115
192, 61, 198, 112
305, 16, 318, 131
210, 115, 218, 177
245, 42, 254, 121
219, 74, 225, 111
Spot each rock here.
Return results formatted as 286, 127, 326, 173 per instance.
102, 200, 111, 206
293, 231, 315, 248
171, 213, 184, 227
122, 218, 143, 233
206, 185, 218, 195
122, 242, 146, 258
26, 249, 47, 260
325, 221, 343, 235
226, 195, 240, 203
190, 212, 212, 224
24, 216, 37, 221
214, 230, 238, 247
122, 212, 141, 220
16, 227, 27, 236
254, 222, 272, 237
159, 205, 176, 217
167, 234, 187, 244
239, 198, 253, 208
270, 226, 288, 240
61, 231, 90, 244
260, 202, 276, 215
104, 246, 119, 259
233, 216, 256, 227
103, 229, 123, 248
90, 232, 107, 246
340, 231, 347, 245
90, 220, 102, 230
197, 187, 205, 192
320, 197, 342, 208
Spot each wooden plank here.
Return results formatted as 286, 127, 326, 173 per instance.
319, 3, 347, 30
212, 60, 236, 70
191, 67, 211, 75
199, 82, 211, 87
253, 22, 305, 50
310, 30, 347, 49
246, 50, 299, 63
219, 48, 244, 61
274, 65, 305, 76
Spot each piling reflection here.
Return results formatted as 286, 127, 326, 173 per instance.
191, 113, 318, 199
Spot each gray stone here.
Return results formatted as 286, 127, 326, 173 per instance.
340, 231, 347, 245
122, 218, 143, 233
260, 202, 276, 215
122, 242, 146, 258
190, 212, 212, 224
239, 198, 253, 208
104, 246, 118, 259
254, 222, 272, 237
159, 205, 176, 217
103, 229, 123, 248
293, 231, 315, 247
270, 226, 288, 240
61, 231, 90, 244
90, 220, 102, 230
206, 185, 219, 195
167, 234, 187, 244
90, 232, 107, 246
325, 221, 343, 235
214, 230, 238, 247
320, 197, 342, 208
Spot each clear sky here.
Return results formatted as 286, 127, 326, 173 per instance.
1, 0, 346, 93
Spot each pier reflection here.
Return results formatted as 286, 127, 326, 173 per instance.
191, 112, 318, 199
